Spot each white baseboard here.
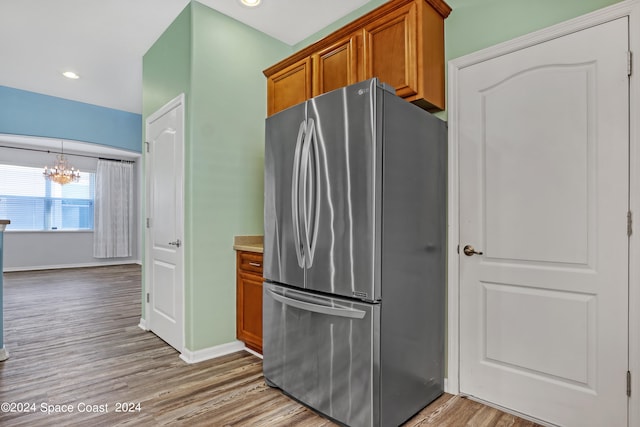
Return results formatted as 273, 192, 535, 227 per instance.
0, 347, 9, 361
444, 378, 449, 394
138, 318, 148, 331
243, 346, 263, 359
4, 260, 142, 272
179, 340, 245, 364
464, 395, 556, 427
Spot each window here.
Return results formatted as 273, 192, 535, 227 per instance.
0, 164, 95, 231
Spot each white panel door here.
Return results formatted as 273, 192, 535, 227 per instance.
458, 18, 629, 426
145, 95, 184, 352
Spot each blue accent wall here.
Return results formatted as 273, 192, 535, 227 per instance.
0, 86, 142, 152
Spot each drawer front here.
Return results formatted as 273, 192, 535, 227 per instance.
239, 251, 263, 274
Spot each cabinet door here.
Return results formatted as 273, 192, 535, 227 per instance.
236, 251, 263, 353
237, 271, 263, 353
267, 57, 312, 116
362, 2, 418, 99
312, 35, 360, 97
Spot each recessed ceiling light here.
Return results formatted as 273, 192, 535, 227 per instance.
62, 71, 80, 79
240, 0, 261, 7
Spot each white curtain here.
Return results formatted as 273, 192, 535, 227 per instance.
93, 159, 133, 258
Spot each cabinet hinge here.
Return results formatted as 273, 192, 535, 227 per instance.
145, 141, 150, 153
627, 371, 632, 397
146, 293, 150, 303
628, 51, 633, 77
628, 211, 633, 237
146, 218, 151, 228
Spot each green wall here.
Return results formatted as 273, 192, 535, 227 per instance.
293, 0, 388, 50
142, 4, 192, 321
143, 6, 192, 119
143, 1, 290, 352
187, 2, 290, 350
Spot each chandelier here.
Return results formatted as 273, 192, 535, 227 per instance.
43, 141, 81, 185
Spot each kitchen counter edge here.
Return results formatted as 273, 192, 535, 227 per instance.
233, 235, 263, 253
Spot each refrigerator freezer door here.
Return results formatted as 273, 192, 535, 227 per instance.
263, 282, 379, 427
303, 79, 382, 301
264, 103, 307, 288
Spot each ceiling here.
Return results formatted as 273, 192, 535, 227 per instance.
0, 0, 371, 115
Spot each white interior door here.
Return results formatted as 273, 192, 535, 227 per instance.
145, 94, 185, 353
458, 18, 629, 426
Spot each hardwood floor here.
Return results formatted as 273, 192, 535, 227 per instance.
0, 265, 542, 426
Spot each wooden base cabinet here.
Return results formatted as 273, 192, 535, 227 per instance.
236, 251, 263, 354
264, 0, 451, 116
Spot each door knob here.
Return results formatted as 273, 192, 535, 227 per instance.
463, 245, 483, 256
168, 239, 181, 248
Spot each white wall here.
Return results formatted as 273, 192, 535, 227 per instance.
0, 135, 142, 271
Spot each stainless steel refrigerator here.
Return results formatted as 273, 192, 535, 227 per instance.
263, 78, 446, 427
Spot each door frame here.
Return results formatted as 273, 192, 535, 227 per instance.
143, 93, 186, 353
447, 1, 640, 425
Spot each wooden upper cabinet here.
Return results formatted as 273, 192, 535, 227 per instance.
362, 3, 418, 100
312, 35, 360, 97
264, 0, 451, 116
266, 57, 312, 116
362, 0, 448, 110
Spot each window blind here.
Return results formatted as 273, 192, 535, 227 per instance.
0, 164, 95, 231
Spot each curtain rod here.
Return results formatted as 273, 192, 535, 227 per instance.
0, 144, 136, 163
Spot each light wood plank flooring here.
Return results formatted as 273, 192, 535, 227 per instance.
0, 265, 542, 426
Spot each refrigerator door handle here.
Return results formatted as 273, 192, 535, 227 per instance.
307, 118, 320, 267
266, 289, 366, 319
291, 120, 306, 268
299, 118, 314, 268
